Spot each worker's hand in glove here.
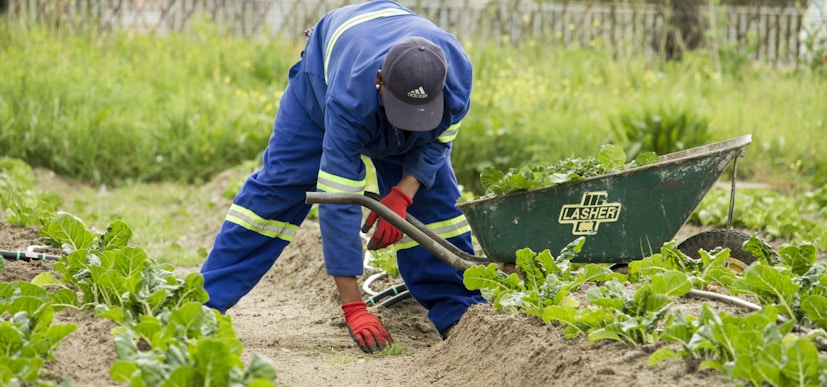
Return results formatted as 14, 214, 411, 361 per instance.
361, 186, 412, 250
342, 301, 393, 353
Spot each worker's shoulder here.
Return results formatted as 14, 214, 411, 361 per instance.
326, 0, 411, 19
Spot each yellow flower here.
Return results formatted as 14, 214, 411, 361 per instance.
643, 70, 657, 86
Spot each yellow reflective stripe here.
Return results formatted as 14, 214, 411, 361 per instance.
225, 204, 299, 242
394, 214, 472, 250
438, 122, 461, 143
324, 8, 411, 84
317, 170, 366, 194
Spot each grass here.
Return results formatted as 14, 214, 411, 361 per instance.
38, 162, 259, 267
52, 181, 220, 267
374, 343, 411, 357
0, 19, 294, 185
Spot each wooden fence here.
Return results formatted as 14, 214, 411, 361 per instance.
7, 0, 807, 66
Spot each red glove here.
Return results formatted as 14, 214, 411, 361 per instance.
341, 301, 393, 353
361, 187, 412, 250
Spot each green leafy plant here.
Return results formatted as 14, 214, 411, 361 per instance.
478, 145, 657, 198
36, 214, 208, 321
31, 212, 277, 385
692, 186, 827, 251
542, 269, 694, 345
0, 281, 78, 385
367, 246, 400, 277
611, 100, 711, 161
734, 238, 827, 325
651, 306, 827, 387
463, 238, 624, 321
629, 241, 736, 290
0, 157, 60, 227
583, 279, 679, 345
110, 302, 276, 387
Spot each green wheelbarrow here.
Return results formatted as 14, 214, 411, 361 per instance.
305, 135, 754, 271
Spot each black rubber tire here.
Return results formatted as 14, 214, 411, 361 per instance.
678, 229, 757, 270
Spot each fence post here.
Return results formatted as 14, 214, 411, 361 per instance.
6, 0, 808, 66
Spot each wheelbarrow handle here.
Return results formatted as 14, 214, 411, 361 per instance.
362, 191, 481, 262
305, 192, 495, 271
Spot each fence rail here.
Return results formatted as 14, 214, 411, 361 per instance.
8, 0, 807, 65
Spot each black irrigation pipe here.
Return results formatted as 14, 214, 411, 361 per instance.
1, 250, 61, 262
375, 291, 411, 308
365, 283, 408, 306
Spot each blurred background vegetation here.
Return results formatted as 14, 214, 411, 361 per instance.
1, 0, 825, 193
1, 0, 825, 264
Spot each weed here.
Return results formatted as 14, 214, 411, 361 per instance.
611, 100, 711, 161
374, 342, 410, 357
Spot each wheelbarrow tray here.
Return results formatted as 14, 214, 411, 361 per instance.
457, 135, 752, 264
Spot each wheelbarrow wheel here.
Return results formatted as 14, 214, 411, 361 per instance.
678, 229, 756, 273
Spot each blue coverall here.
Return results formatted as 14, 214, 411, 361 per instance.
200, 0, 485, 335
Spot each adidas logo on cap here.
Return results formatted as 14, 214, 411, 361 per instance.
407, 86, 428, 99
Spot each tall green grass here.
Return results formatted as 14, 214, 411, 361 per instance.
0, 18, 296, 185
2, 18, 825, 192
455, 37, 827, 192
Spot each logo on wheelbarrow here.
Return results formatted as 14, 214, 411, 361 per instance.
558, 191, 622, 235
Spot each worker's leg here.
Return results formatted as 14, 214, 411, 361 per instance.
200, 88, 322, 313
373, 156, 485, 335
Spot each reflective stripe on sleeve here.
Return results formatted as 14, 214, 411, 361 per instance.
317, 169, 366, 194
438, 122, 461, 143
324, 8, 411, 84
225, 204, 299, 242
393, 214, 472, 250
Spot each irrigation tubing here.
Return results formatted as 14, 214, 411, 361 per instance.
366, 283, 409, 307
358, 230, 412, 306
1, 250, 61, 262
375, 290, 412, 308
359, 235, 393, 298
361, 272, 386, 297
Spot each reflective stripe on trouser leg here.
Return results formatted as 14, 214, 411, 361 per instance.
372, 155, 485, 335
201, 86, 322, 313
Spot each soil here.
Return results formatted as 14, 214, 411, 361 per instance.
1, 171, 820, 387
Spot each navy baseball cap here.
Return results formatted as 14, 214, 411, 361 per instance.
381, 37, 447, 131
